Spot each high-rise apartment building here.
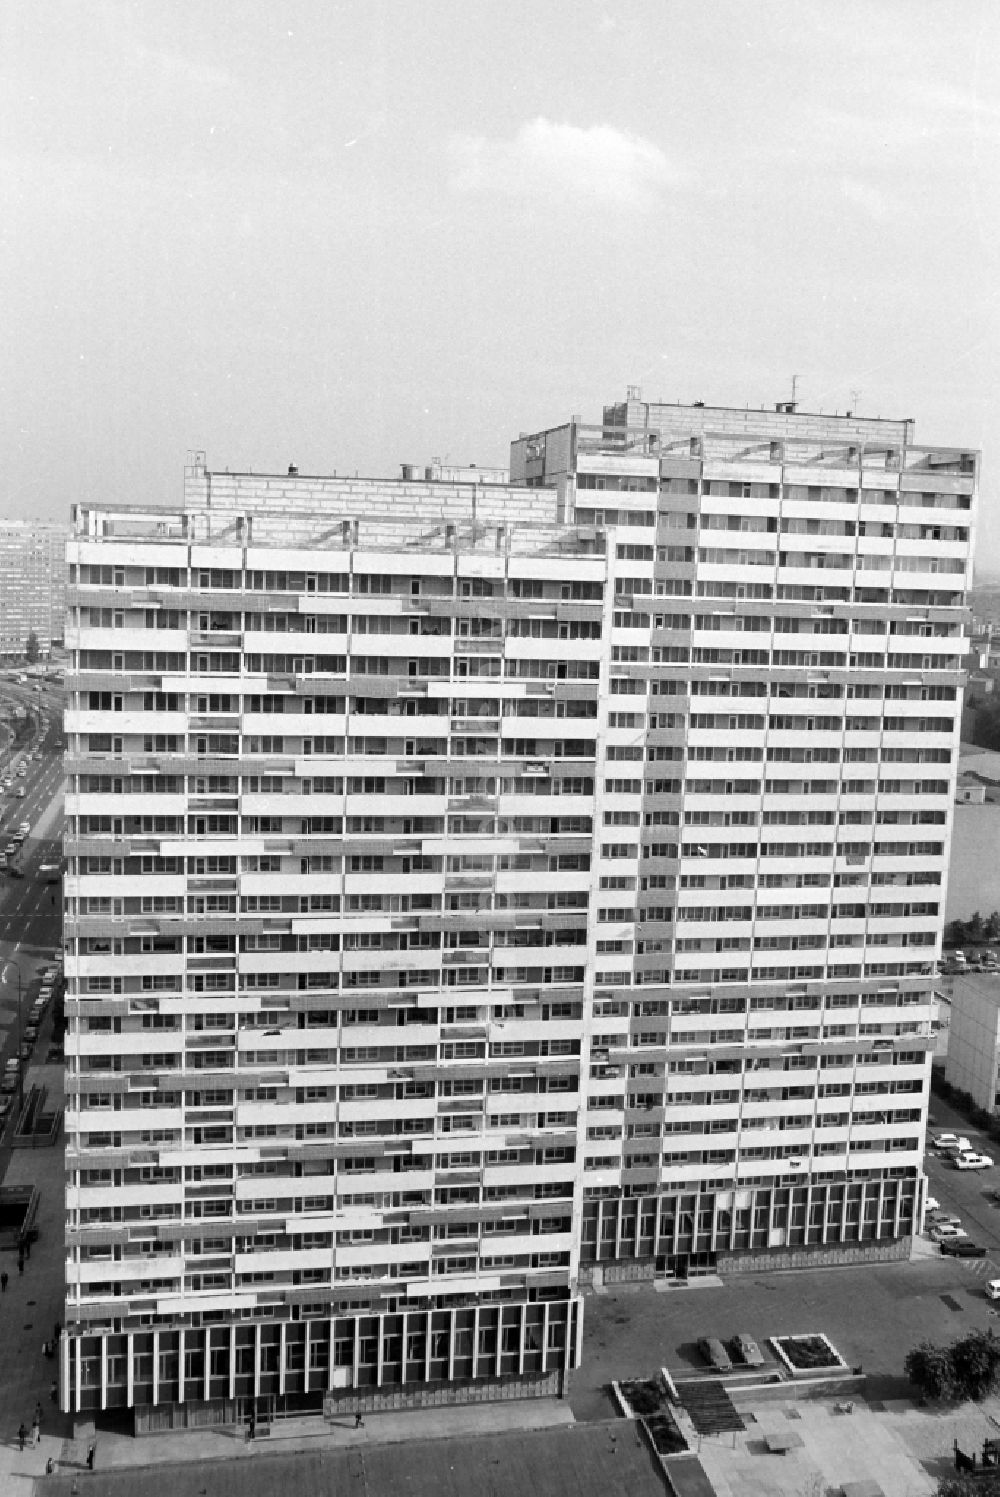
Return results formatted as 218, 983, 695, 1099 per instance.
0, 520, 67, 658
63, 401, 977, 1423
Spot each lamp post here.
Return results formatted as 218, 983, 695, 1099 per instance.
1, 961, 23, 1119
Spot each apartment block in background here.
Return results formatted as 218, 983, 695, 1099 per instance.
944, 975, 1000, 1111
62, 398, 976, 1423
0, 520, 67, 659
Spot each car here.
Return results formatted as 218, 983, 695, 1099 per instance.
933, 1134, 972, 1153
928, 1211, 962, 1228
925, 1196, 941, 1213
4, 867, 23, 879
941, 1240, 988, 1258
729, 1334, 764, 1368
930, 1223, 969, 1242
698, 1337, 732, 1372
0, 1076, 15, 1096
14, 787, 24, 798
955, 1152, 994, 1170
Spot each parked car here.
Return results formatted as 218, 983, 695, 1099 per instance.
698, 1337, 732, 1372
941, 1240, 988, 1258
930, 1223, 969, 1242
933, 1134, 972, 1152
955, 1152, 994, 1170
925, 1196, 941, 1213
986, 1281, 1000, 1300
730, 1334, 764, 1368
4, 866, 23, 879
927, 1211, 962, 1228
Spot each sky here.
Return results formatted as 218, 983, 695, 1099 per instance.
2, 1, 999, 570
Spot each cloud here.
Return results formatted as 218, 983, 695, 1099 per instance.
132, 42, 235, 92
448, 118, 682, 208
840, 177, 900, 220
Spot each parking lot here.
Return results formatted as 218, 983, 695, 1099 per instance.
923, 1098, 1000, 1264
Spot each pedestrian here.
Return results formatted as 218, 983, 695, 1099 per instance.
248, 1413, 255, 1442
17, 1255, 23, 1276
86, 1442, 95, 1470
17, 1422, 25, 1451
49, 1381, 57, 1404
45, 1456, 54, 1474
354, 1411, 364, 1429
1, 1270, 8, 1292
31, 1417, 40, 1446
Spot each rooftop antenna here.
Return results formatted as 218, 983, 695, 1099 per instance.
850, 388, 861, 410
791, 374, 798, 404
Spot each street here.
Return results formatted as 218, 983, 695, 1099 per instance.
0, 681, 65, 1111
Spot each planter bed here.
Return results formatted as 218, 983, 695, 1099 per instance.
618, 1374, 672, 1419
643, 1410, 687, 1456
770, 1332, 848, 1377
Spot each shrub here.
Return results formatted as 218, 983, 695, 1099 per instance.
905, 1341, 958, 1402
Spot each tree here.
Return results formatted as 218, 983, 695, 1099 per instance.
905, 1340, 958, 1402
24, 631, 39, 664
906, 1332, 1000, 1405
949, 1329, 1000, 1402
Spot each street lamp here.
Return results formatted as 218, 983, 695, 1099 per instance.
1, 961, 23, 1119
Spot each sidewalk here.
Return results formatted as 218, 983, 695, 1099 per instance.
0, 1058, 72, 1496
77, 1396, 575, 1473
